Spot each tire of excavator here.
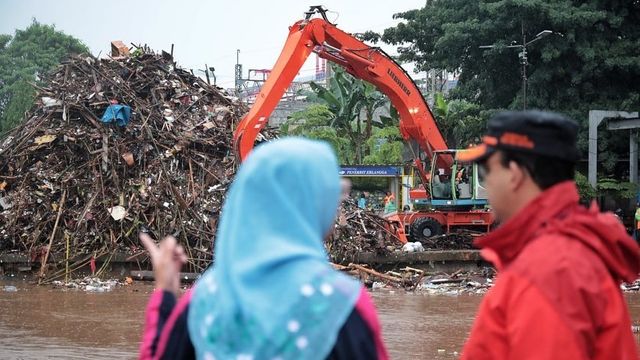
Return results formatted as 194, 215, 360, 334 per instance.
410, 217, 444, 241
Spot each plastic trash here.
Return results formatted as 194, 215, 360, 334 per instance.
42, 97, 62, 107
108, 205, 127, 221
413, 241, 424, 252
101, 104, 131, 127
402, 242, 415, 253
402, 242, 425, 253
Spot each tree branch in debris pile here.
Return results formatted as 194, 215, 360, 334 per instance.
326, 198, 401, 263
0, 50, 252, 276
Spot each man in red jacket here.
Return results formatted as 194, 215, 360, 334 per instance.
457, 111, 640, 359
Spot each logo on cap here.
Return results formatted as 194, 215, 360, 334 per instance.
499, 132, 535, 149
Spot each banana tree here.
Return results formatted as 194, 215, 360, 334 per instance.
281, 104, 353, 164
310, 66, 392, 163
432, 92, 487, 149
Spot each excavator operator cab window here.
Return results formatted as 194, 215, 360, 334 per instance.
431, 152, 482, 201
432, 169, 452, 199
456, 164, 473, 199
430, 152, 455, 200
474, 163, 489, 201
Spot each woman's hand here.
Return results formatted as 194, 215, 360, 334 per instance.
139, 233, 188, 296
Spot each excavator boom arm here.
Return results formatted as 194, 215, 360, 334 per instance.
234, 10, 449, 174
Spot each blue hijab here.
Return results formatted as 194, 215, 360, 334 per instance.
188, 138, 361, 360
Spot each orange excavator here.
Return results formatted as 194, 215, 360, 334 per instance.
234, 6, 494, 243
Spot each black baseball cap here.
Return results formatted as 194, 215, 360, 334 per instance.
456, 110, 580, 163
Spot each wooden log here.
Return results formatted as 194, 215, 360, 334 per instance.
38, 189, 67, 281
359, 219, 368, 234
101, 133, 109, 174
331, 262, 351, 271
401, 266, 425, 274
349, 263, 403, 283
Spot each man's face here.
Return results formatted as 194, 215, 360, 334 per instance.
478, 152, 512, 222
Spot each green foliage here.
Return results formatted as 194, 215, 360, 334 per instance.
0, 20, 89, 133
363, 126, 404, 164
285, 80, 488, 167
283, 103, 334, 131
432, 92, 489, 148
0, 34, 11, 49
131, 48, 143, 58
383, 1, 640, 111
575, 171, 596, 201
434, 93, 448, 118
295, 88, 322, 104
308, 66, 395, 164
359, 31, 381, 44
284, 101, 403, 165
597, 178, 638, 199
376, 101, 400, 128
283, 104, 353, 164
0, 80, 35, 132
381, 1, 640, 178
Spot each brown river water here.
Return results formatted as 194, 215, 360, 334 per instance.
1, 280, 639, 359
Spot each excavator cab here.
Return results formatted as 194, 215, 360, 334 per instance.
426, 150, 488, 209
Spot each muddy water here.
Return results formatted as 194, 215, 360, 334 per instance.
1, 280, 640, 359
0, 280, 150, 359
373, 291, 481, 359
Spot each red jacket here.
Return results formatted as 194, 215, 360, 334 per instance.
461, 181, 640, 360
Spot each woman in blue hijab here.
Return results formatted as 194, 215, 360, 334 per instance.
139, 138, 388, 360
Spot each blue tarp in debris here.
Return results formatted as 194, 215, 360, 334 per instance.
101, 104, 131, 127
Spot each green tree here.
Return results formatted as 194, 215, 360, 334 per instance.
0, 20, 89, 133
381, 0, 639, 177
575, 171, 597, 202
363, 126, 404, 164
359, 81, 389, 141
310, 66, 393, 164
597, 178, 638, 200
432, 93, 488, 149
283, 102, 403, 165
282, 104, 353, 163
382, 1, 639, 112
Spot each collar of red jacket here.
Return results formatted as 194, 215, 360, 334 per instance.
474, 181, 579, 270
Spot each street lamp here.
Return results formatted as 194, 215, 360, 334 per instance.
480, 27, 559, 109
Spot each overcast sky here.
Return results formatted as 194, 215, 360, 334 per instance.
1, 0, 426, 89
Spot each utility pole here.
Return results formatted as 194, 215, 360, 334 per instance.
480, 24, 557, 109
520, 23, 528, 109
235, 49, 243, 96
